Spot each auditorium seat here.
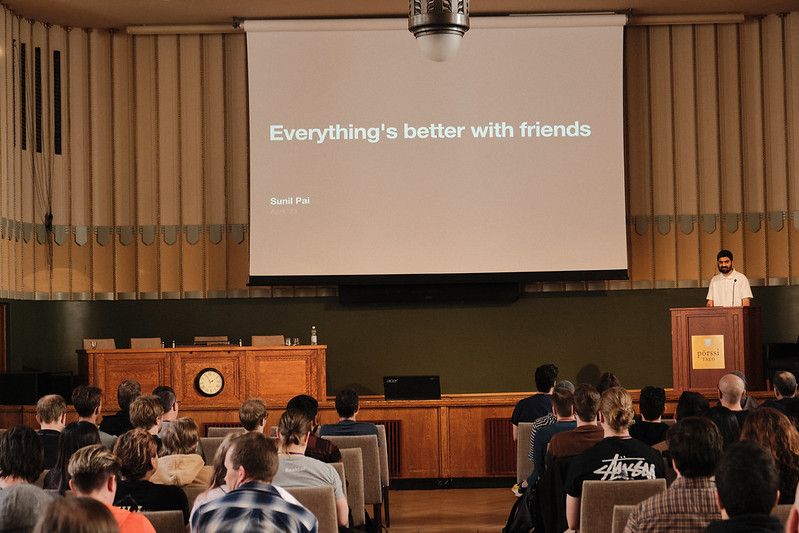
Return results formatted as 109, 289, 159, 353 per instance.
206, 426, 245, 438
193, 336, 228, 346
338, 448, 366, 527
773, 503, 793, 526
141, 510, 184, 533
326, 435, 380, 527
285, 486, 338, 533
130, 337, 162, 349
251, 335, 285, 346
611, 504, 635, 533
376, 424, 391, 526
198, 437, 225, 465
83, 338, 116, 350
182, 484, 207, 509
35, 469, 48, 488
516, 422, 534, 483
579, 479, 666, 533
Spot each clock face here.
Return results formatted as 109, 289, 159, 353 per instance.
195, 368, 224, 397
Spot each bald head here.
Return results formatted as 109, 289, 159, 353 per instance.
718, 374, 745, 410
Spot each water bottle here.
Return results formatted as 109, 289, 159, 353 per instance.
310, 326, 318, 345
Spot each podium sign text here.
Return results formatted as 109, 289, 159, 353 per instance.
691, 335, 725, 370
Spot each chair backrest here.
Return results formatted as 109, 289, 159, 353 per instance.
611, 505, 636, 533
207, 426, 245, 438
35, 469, 49, 488
193, 335, 228, 346
141, 510, 184, 533
182, 484, 207, 509
251, 335, 286, 346
285, 486, 338, 533
198, 437, 226, 466
516, 422, 534, 483
339, 447, 366, 526
580, 479, 667, 533
130, 337, 162, 349
331, 462, 346, 489
375, 425, 390, 487
83, 338, 116, 350
325, 435, 381, 505
774, 504, 793, 526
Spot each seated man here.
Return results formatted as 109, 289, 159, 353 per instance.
624, 417, 722, 532
629, 386, 670, 446
705, 440, 782, 532
319, 388, 378, 437
100, 380, 141, 437
287, 394, 341, 463
239, 398, 268, 433
152, 385, 179, 439
35, 394, 67, 469
527, 380, 575, 465
191, 432, 318, 532
129, 395, 165, 448
526, 386, 576, 487
511, 363, 558, 441
67, 444, 156, 533
714, 373, 749, 427
762, 371, 798, 414
72, 385, 117, 450
548, 384, 603, 459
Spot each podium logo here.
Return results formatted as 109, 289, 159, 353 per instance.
691, 335, 725, 370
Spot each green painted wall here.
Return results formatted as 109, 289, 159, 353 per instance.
5, 286, 798, 394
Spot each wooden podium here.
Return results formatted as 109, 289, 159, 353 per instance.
671, 307, 762, 393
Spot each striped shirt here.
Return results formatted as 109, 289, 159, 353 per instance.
623, 476, 720, 533
528, 413, 557, 463
191, 481, 318, 533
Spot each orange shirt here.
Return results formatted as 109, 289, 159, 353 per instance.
108, 505, 156, 533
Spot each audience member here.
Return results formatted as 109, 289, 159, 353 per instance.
761, 371, 798, 414
526, 380, 575, 466
150, 417, 212, 487
239, 398, 268, 433
112, 429, 189, 523
129, 395, 164, 436
0, 484, 53, 533
596, 371, 621, 394
704, 406, 741, 449
564, 387, 665, 531
526, 386, 576, 487
35, 394, 67, 469
716, 374, 748, 426
548, 384, 603, 458
100, 380, 141, 437
152, 386, 179, 440
740, 407, 799, 504
0, 426, 44, 489
33, 496, 119, 533
729, 370, 758, 410
705, 441, 781, 532
511, 363, 558, 441
630, 386, 669, 446
675, 391, 709, 420
287, 394, 342, 463
274, 409, 349, 528
623, 417, 723, 532
319, 388, 378, 438
191, 432, 317, 533
67, 444, 155, 533
72, 385, 117, 450
43, 421, 102, 494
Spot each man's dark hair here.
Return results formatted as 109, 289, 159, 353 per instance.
551, 387, 574, 418
675, 391, 709, 420
717, 249, 733, 261
287, 394, 319, 420
639, 386, 666, 421
534, 364, 558, 392
230, 432, 279, 482
335, 388, 360, 418
0, 426, 43, 483
715, 440, 778, 516
71, 386, 103, 418
773, 371, 797, 398
667, 417, 722, 478
573, 384, 601, 422
152, 385, 177, 413
116, 380, 141, 411
704, 406, 741, 449
596, 372, 621, 394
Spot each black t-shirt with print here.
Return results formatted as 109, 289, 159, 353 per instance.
114, 479, 189, 523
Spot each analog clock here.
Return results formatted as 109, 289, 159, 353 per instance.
195, 368, 224, 397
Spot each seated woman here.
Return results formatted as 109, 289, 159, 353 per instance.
273, 409, 349, 529
112, 429, 189, 524
740, 407, 799, 504
150, 418, 212, 487
43, 421, 101, 494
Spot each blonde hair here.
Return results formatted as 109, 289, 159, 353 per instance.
600, 387, 635, 431
278, 409, 312, 448
67, 444, 120, 493
129, 395, 164, 429
161, 417, 199, 456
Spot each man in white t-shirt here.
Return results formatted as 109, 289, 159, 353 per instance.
706, 250, 752, 307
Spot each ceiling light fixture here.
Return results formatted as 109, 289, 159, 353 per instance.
409, 0, 469, 62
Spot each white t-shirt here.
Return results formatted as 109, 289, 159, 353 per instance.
706, 269, 753, 306
273, 454, 345, 500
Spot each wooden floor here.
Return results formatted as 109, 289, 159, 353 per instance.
386, 488, 514, 533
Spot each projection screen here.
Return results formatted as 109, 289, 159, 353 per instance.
245, 15, 628, 284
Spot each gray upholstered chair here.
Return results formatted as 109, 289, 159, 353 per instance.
285, 486, 338, 533
579, 479, 666, 533
325, 434, 381, 527
516, 422, 534, 483
182, 484, 207, 509
375, 425, 391, 526
198, 437, 225, 466
774, 504, 794, 527
339, 447, 366, 527
611, 504, 636, 533
206, 426, 245, 438
141, 510, 184, 533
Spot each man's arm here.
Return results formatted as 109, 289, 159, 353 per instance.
742, 297, 751, 307
335, 497, 349, 527
566, 495, 581, 530
706, 299, 714, 307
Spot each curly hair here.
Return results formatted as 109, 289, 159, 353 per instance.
740, 407, 799, 501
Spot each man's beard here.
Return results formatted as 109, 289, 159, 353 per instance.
718, 265, 731, 274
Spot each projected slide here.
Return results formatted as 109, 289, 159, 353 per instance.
245, 16, 628, 281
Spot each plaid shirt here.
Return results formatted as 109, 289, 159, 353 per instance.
191, 481, 318, 533
528, 413, 557, 463
623, 476, 721, 533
